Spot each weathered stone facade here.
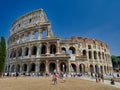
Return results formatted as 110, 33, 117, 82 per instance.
5, 9, 113, 74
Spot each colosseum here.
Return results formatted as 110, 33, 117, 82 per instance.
5, 9, 113, 75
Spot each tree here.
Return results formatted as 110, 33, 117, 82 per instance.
0, 36, 6, 77
111, 55, 120, 69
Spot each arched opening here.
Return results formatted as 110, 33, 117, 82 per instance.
98, 52, 101, 59
94, 51, 97, 59
32, 46, 37, 55
18, 48, 22, 57
30, 63, 35, 72
13, 51, 16, 58
71, 64, 76, 72
102, 52, 104, 59
104, 66, 106, 74
34, 32, 39, 39
40, 63, 45, 73
50, 44, 56, 54
79, 64, 85, 73
90, 64, 94, 73
88, 45, 91, 49
41, 45, 46, 54
11, 65, 15, 72
100, 66, 103, 73
8, 65, 10, 72
49, 63, 56, 73
60, 63, 67, 72
68, 47, 75, 54
61, 47, 66, 54
25, 47, 29, 56
83, 50, 87, 56
95, 65, 99, 73
16, 64, 20, 72
42, 29, 47, 38
88, 51, 92, 59
22, 64, 27, 72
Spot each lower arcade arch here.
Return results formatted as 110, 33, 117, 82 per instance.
22, 64, 27, 72
29, 63, 35, 72
79, 64, 85, 73
60, 63, 67, 72
16, 64, 20, 72
49, 62, 56, 73
90, 64, 94, 73
39, 63, 45, 73
71, 64, 76, 72
11, 65, 15, 72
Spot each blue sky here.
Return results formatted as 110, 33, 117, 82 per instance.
0, 0, 120, 56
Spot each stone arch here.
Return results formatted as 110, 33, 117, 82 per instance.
104, 66, 107, 74
61, 47, 66, 54
94, 51, 97, 59
49, 62, 56, 73
71, 63, 76, 72
16, 64, 20, 72
13, 50, 16, 58
34, 31, 39, 39
90, 64, 94, 73
60, 62, 67, 72
18, 48, 22, 57
88, 45, 91, 49
79, 63, 85, 73
98, 52, 101, 59
83, 50, 87, 56
68, 46, 75, 54
25, 47, 29, 56
11, 65, 15, 72
88, 51, 92, 59
8, 65, 10, 72
22, 64, 27, 72
41, 29, 47, 38
100, 65, 103, 73
50, 44, 56, 54
41, 45, 46, 54
30, 63, 35, 72
40, 63, 45, 73
32, 46, 37, 55
95, 65, 99, 73
102, 52, 104, 59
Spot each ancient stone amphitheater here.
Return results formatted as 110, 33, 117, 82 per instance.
5, 9, 113, 74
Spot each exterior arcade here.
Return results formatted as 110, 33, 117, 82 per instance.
5, 9, 113, 75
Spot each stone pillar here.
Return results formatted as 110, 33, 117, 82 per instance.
28, 44, 31, 57
46, 42, 50, 54
27, 64, 30, 73
56, 60, 59, 73
20, 65, 22, 73
47, 26, 53, 37
45, 60, 48, 73
37, 43, 41, 57
67, 60, 71, 73
38, 28, 42, 40
30, 31, 35, 40
56, 41, 60, 54
22, 47, 25, 58
35, 61, 39, 73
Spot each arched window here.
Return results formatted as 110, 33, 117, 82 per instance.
18, 48, 22, 57
42, 29, 47, 38
94, 51, 97, 59
68, 47, 75, 54
88, 45, 91, 49
98, 52, 101, 59
41, 45, 46, 54
25, 47, 29, 56
32, 46, 37, 55
34, 32, 39, 39
61, 47, 66, 54
83, 50, 87, 56
88, 51, 92, 59
50, 44, 56, 54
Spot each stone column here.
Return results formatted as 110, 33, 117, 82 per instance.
67, 60, 71, 73
22, 47, 25, 58
46, 42, 50, 54
20, 65, 22, 73
47, 26, 52, 37
28, 44, 31, 57
56, 60, 59, 73
30, 31, 35, 40
45, 60, 48, 73
38, 28, 42, 40
35, 61, 39, 73
27, 64, 30, 73
37, 43, 41, 57
56, 41, 60, 54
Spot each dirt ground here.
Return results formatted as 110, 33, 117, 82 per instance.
0, 77, 119, 90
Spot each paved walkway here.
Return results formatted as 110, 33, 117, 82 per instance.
80, 77, 120, 89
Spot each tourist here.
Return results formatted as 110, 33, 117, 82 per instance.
110, 78, 115, 85
62, 73, 66, 82
52, 73, 58, 85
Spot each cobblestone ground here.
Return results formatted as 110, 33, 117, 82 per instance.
0, 77, 120, 90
